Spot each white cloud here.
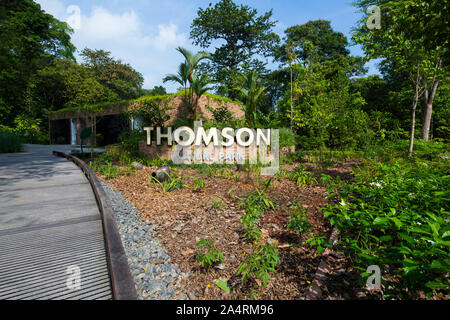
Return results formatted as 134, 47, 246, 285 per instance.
36, 0, 66, 18
36, 0, 190, 91
152, 24, 186, 51
78, 6, 140, 41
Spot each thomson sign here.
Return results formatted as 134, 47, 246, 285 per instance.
144, 122, 279, 175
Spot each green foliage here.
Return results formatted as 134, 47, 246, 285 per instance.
127, 100, 171, 128
190, 0, 279, 97
193, 177, 206, 192
80, 48, 144, 100
205, 105, 233, 123
278, 128, 298, 148
237, 243, 281, 288
195, 238, 224, 268
0, 132, 22, 153
241, 208, 262, 243
215, 279, 231, 294
233, 70, 266, 128
150, 172, 187, 193
323, 160, 450, 297
287, 206, 312, 233
210, 198, 226, 210
289, 166, 317, 187
12, 115, 48, 144
275, 20, 350, 63
90, 160, 120, 180
140, 85, 167, 96
0, 0, 75, 126
118, 129, 146, 156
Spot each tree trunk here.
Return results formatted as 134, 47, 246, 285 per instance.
409, 66, 422, 157
421, 102, 433, 141
421, 59, 441, 141
290, 65, 293, 131
408, 85, 420, 157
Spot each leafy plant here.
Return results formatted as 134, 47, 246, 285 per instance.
241, 206, 263, 242
289, 166, 317, 187
323, 160, 450, 297
150, 172, 187, 193
237, 243, 281, 288
193, 177, 206, 192
287, 207, 312, 233
210, 198, 226, 210
195, 238, 224, 268
215, 278, 231, 294
90, 160, 120, 180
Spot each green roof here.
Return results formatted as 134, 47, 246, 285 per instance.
49, 92, 242, 115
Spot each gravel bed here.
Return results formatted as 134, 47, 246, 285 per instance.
101, 180, 189, 300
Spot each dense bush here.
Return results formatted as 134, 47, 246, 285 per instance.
324, 160, 450, 298
118, 129, 146, 156
278, 128, 299, 148
0, 132, 23, 153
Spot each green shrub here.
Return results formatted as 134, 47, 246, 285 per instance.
279, 128, 299, 148
0, 132, 22, 153
90, 160, 120, 180
289, 166, 317, 187
324, 160, 450, 298
195, 238, 224, 268
150, 172, 186, 193
287, 207, 312, 233
119, 129, 146, 156
237, 243, 281, 288
193, 177, 205, 192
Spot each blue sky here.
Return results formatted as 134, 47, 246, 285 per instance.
36, 0, 378, 92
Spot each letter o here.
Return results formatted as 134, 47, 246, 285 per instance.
173, 127, 195, 147
236, 128, 255, 147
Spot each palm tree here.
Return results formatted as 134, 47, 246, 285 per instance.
163, 62, 190, 101
234, 70, 266, 128
176, 47, 211, 105
190, 73, 212, 120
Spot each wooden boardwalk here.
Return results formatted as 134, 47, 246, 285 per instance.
0, 145, 113, 300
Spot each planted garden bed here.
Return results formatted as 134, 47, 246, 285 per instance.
88, 143, 449, 300
93, 156, 369, 300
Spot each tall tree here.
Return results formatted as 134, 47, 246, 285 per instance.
80, 48, 144, 100
190, 0, 279, 98
36, 59, 118, 110
353, 0, 448, 147
0, 0, 75, 125
275, 20, 350, 64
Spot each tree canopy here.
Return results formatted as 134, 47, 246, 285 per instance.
0, 0, 75, 125
190, 0, 279, 98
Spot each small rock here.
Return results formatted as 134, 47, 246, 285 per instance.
131, 161, 144, 170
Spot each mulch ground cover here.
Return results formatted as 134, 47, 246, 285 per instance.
101, 160, 376, 300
